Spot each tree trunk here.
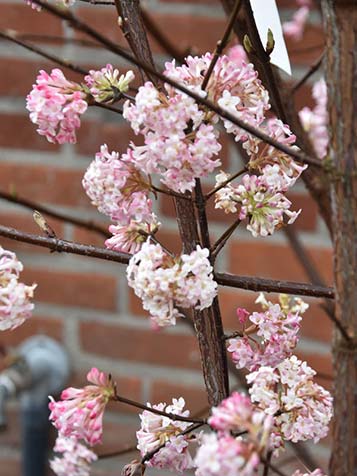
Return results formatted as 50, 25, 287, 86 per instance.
321, 2, 357, 475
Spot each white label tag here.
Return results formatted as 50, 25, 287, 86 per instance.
249, 0, 292, 75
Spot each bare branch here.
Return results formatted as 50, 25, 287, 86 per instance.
0, 189, 110, 238
291, 52, 325, 94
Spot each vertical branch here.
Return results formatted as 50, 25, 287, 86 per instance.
114, 0, 157, 83
116, 1, 229, 406
321, 2, 357, 476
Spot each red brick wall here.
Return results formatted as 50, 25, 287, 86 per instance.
0, 1, 331, 474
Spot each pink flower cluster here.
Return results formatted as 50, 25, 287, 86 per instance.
283, 0, 312, 41
165, 53, 270, 137
247, 356, 333, 448
0, 246, 36, 331
215, 167, 301, 237
292, 470, 327, 476
137, 397, 196, 472
196, 392, 272, 476
83, 144, 159, 253
194, 433, 260, 476
227, 294, 307, 371
50, 435, 97, 476
82, 145, 153, 224
299, 79, 328, 159
27, 65, 134, 144
49, 367, 115, 446
127, 241, 217, 328
85, 64, 135, 103
124, 83, 221, 193
26, 69, 88, 144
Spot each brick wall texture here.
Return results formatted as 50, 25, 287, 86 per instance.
0, 1, 331, 474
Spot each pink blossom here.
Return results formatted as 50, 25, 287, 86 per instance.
127, 241, 217, 328
49, 368, 115, 446
137, 397, 195, 472
0, 246, 36, 331
195, 433, 260, 476
283, 6, 310, 41
105, 219, 160, 254
299, 79, 328, 159
209, 392, 273, 447
228, 294, 305, 371
50, 435, 97, 476
82, 145, 154, 224
26, 68, 87, 144
215, 168, 301, 237
244, 119, 307, 186
85, 64, 134, 103
292, 470, 326, 476
227, 44, 248, 68
247, 356, 333, 447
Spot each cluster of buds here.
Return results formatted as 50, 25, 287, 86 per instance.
27, 66, 134, 144
136, 397, 197, 472
227, 294, 307, 371
0, 246, 36, 331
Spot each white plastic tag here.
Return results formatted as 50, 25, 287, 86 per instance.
249, 0, 292, 75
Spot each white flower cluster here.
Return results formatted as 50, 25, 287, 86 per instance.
0, 246, 36, 331
127, 241, 217, 328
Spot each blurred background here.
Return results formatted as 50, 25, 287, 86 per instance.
0, 0, 331, 474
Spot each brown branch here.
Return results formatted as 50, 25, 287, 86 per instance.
28, 0, 322, 169
141, 422, 204, 465
201, 0, 242, 90
0, 30, 88, 75
211, 218, 241, 260
0, 225, 130, 264
113, 394, 205, 424
0, 189, 110, 238
205, 167, 247, 200
140, 7, 186, 64
215, 271, 334, 299
291, 52, 325, 94
98, 444, 137, 460
0, 226, 336, 300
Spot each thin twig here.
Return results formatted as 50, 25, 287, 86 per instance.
0, 189, 110, 238
0, 226, 336, 300
194, 179, 211, 249
151, 185, 191, 201
263, 450, 273, 476
201, 0, 242, 90
140, 7, 186, 63
205, 167, 247, 200
98, 445, 137, 460
28, 0, 322, 169
113, 394, 205, 424
211, 218, 241, 259
291, 52, 325, 94
260, 456, 289, 476
215, 271, 334, 299
0, 30, 88, 75
141, 422, 204, 464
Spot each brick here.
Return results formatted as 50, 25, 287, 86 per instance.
0, 59, 46, 97
73, 226, 109, 248
150, 380, 208, 415
0, 163, 89, 208
0, 114, 59, 151
76, 121, 139, 157
22, 268, 117, 311
80, 321, 201, 369
0, 458, 21, 476
99, 419, 138, 454
228, 240, 333, 283
0, 315, 63, 348
0, 4, 63, 36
